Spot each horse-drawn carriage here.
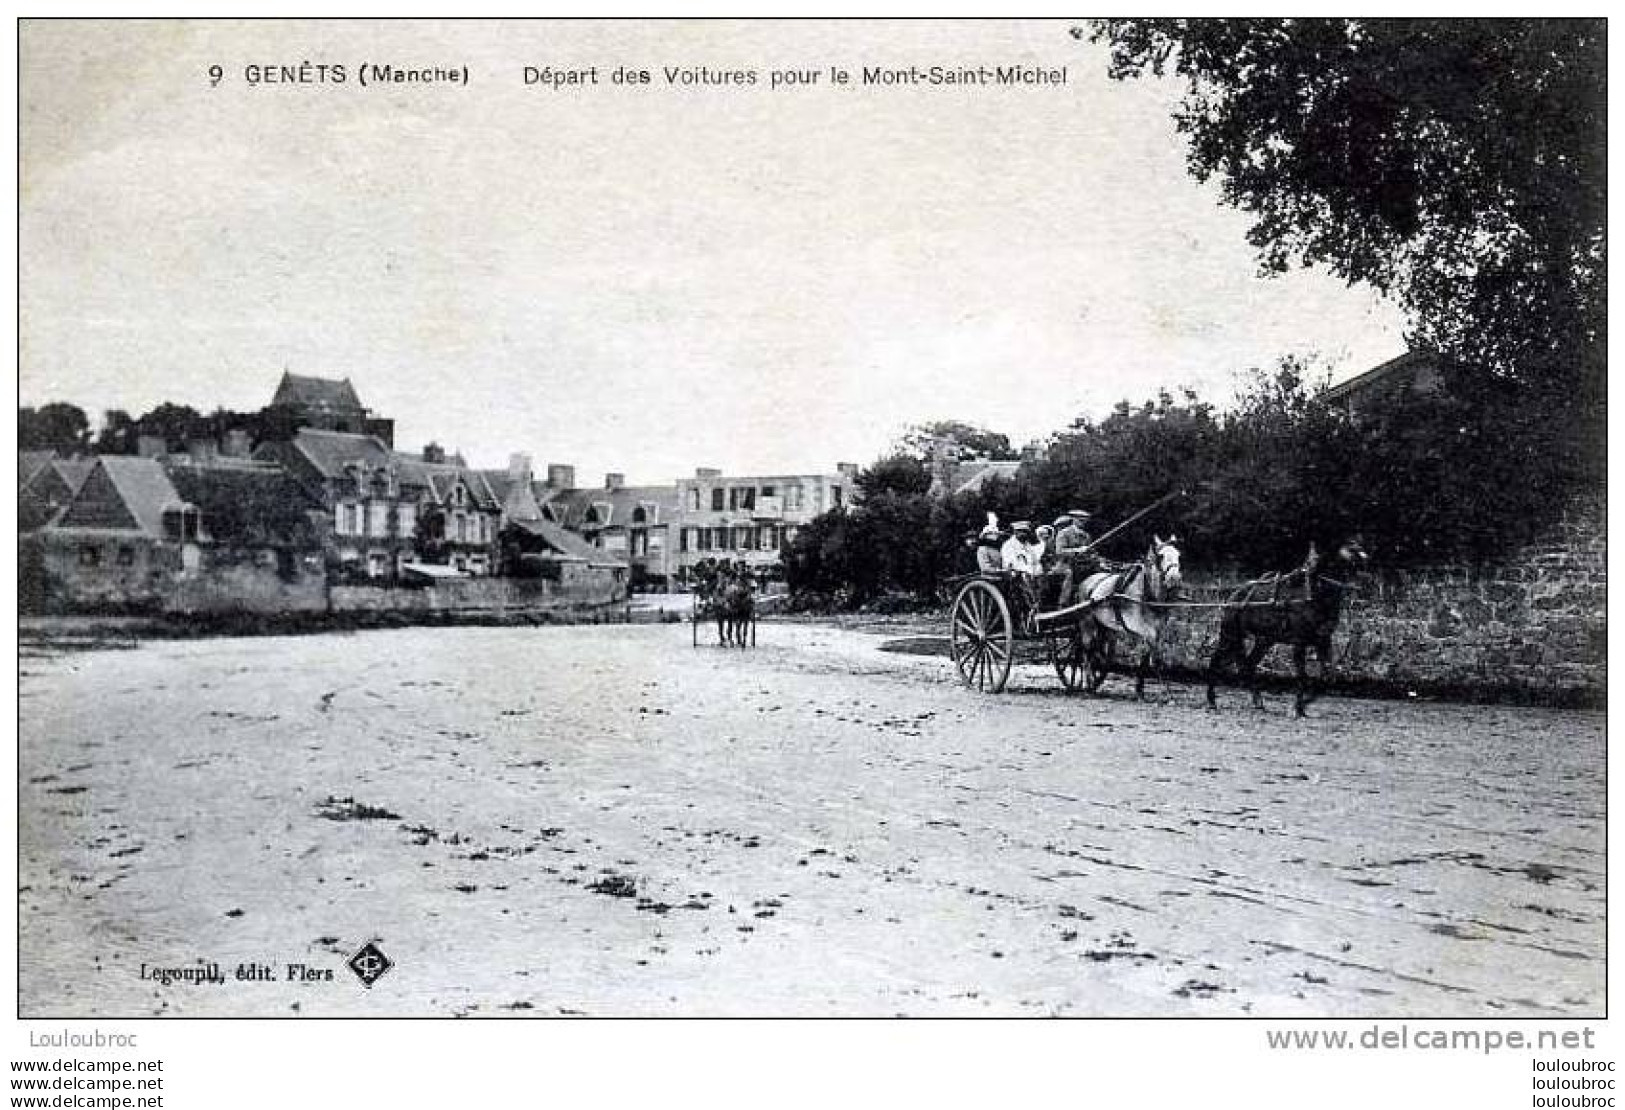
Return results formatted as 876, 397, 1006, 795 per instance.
946, 535, 1182, 696
946, 522, 1368, 716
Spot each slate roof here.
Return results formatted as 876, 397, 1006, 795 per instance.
941, 460, 1022, 497
51, 456, 186, 538
478, 470, 546, 522
272, 372, 365, 414
281, 428, 395, 478
506, 517, 627, 568
19, 451, 56, 491
544, 485, 681, 529
1322, 350, 1441, 405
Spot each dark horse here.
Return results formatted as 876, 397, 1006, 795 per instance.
715, 575, 756, 649
1205, 538, 1368, 716
692, 561, 756, 649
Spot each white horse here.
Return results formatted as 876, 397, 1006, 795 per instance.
1077, 535, 1183, 698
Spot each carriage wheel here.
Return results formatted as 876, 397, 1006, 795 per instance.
1048, 627, 1087, 692
950, 580, 1013, 693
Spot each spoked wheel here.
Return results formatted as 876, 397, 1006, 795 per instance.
950, 579, 1014, 693
1047, 626, 1087, 692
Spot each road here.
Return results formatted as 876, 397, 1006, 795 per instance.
18, 622, 1604, 1017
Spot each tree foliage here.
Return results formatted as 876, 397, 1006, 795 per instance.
18, 403, 92, 454
1090, 19, 1605, 397
897, 420, 1020, 462
784, 362, 1588, 607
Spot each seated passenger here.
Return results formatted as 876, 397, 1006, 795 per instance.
1000, 521, 1045, 576
975, 525, 1005, 574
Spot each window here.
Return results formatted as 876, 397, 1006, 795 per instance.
632, 506, 647, 524
711, 487, 724, 511
688, 488, 701, 511
679, 528, 690, 553
761, 485, 776, 498
368, 502, 389, 537
117, 545, 136, 566
832, 485, 844, 508
730, 487, 756, 512
763, 527, 778, 551
584, 506, 600, 526
786, 486, 804, 511
162, 506, 200, 542
397, 502, 416, 537
79, 545, 102, 567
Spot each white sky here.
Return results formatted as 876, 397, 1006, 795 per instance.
20, 19, 1407, 484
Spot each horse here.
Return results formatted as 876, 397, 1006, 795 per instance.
1075, 535, 1183, 699
1205, 537, 1369, 717
715, 574, 757, 649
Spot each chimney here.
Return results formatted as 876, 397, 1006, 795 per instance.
605, 472, 625, 491
546, 463, 576, 489
508, 453, 532, 482
695, 467, 721, 479
423, 441, 446, 464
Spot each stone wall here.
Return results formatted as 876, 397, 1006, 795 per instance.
165, 560, 329, 615
1154, 499, 1605, 702
330, 572, 624, 615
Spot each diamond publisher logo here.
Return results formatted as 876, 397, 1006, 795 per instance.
346, 941, 393, 989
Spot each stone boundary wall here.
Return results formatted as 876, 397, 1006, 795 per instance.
330, 574, 622, 614
1155, 499, 1605, 702
165, 562, 328, 615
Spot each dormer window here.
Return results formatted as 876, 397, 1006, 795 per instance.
162, 504, 200, 542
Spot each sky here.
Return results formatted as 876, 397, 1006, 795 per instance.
20, 19, 1408, 484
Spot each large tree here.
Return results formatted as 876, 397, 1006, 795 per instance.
1091, 19, 1605, 396
18, 403, 91, 454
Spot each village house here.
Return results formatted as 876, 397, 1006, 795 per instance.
539, 470, 680, 590
473, 455, 630, 593
18, 451, 94, 532
254, 429, 502, 580
24, 454, 323, 610
1322, 350, 1446, 415
670, 464, 859, 585
269, 371, 396, 446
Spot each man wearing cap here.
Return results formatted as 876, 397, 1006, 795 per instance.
1054, 509, 1096, 607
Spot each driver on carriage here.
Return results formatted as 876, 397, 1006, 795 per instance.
1054, 509, 1098, 608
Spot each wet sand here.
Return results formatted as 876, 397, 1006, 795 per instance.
18, 623, 1604, 1016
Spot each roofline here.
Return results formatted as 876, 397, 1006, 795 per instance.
1322, 350, 1432, 401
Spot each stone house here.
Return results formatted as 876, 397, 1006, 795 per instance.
669, 464, 859, 584
539, 472, 680, 590
27, 455, 191, 608
26, 455, 328, 612
270, 371, 396, 446
254, 429, 501, 580
18, 451, 93, 532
